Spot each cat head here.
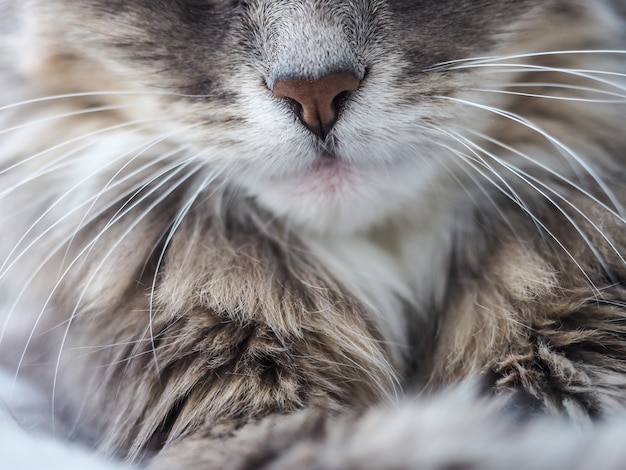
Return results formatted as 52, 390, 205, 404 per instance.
15, 0, 611, 233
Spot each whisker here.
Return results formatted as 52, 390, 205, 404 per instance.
449, 63, 626, 92
46, 163, 207, 426
0, 141, 96, 199
0, 118, 168, 175
437, 95, 625, 217
7, 158, 202, 373
0, 90, 215, 112
481, 82, 626, 99
0, 155, 183, 298
424, 50, 626, 72
0, 105, 136, 136
57, 121, 208, 268
0, 131, 192, 278
467, 129, 626, 228
447, 128, 623, 281
430, 125, 551, 232
427, 126, 599, 289
145, 165, 227, 375
0, 156, 196, 361
463, 130, 626, 266
469, 88, 626, 104
0, 151, 181, 347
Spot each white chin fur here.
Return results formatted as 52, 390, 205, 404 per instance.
249, 160, 446, 235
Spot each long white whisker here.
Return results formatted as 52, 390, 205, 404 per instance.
0, 141, 95, 199
411, 130, 528, 243
58, 122, 207, 267
428, 126, 598, 288
424, 50, 626, 72
0, 89, 226, 113
438, 95, 624, 217
448, 129, 624, 279
0, 150, 186, 283
145, 165, 226, 376
470, 88, 626, 104
468, 129, 626, 227
46, 163, 206, 428
481, 82, 626, 99
0, 156, 194, 349
0, 118, 167, 175
9, 159, 202, 376
429, 126, 553, 237
0, 105, 136, 136
0, 127, 194, 278
449, 63, 626, 91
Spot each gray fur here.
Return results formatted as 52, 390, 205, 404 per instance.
1, 0, 626, 468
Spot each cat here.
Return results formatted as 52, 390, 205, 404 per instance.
2, 0, 626, 468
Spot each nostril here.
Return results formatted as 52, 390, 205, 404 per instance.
282, 97, 304, 119
331, 90, 352, 115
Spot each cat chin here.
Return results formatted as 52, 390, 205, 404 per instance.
256, 191, 393, 234
248, 161, 441, 235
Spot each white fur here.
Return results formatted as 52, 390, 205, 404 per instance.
0, 367, 129, 469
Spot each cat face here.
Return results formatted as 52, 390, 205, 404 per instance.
24, 0, 550, 232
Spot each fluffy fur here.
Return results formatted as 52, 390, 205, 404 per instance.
1, 0, 626, 467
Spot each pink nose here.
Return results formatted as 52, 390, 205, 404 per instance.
273, 72, 361, 140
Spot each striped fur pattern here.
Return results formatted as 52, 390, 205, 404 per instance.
1, 0, 626, 467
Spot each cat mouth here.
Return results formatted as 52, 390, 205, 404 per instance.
261, 150, 363, 195
300, 152, 357, 192
312, 151, 341, 169
311, 150, 350, 171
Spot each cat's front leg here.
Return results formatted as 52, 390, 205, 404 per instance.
430, 185, 626, 417
57, 203, 400, 462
